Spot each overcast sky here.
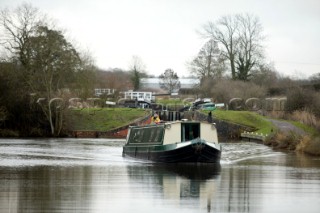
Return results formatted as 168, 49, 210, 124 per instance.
1, 0, 320, 78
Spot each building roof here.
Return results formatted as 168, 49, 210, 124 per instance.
141, 77, 199, 89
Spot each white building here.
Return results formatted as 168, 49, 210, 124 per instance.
124, 90, 155, 102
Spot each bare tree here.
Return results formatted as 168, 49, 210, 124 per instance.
310, 73, 320, 83
202, 16, 238, 79
72, 51, 97, 99
129, 55, 147, 91
189, 39, 226, 82
96, 68, 132, 91
159, 69, 181, 94
235, 14, 264, 80
0, 3, 44, 67
251, 63, 279, 87
202, 14, 264, 81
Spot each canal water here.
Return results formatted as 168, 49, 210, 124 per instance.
1, 139, 320, 213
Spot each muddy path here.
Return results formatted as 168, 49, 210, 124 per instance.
267, 119, 306, 135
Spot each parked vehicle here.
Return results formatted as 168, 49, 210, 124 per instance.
122, 99, 151, 108
199, 103, 216, 111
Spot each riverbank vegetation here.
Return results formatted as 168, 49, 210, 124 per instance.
296, 135, 320, 155
265, 130, 320, 156
264, 108, 320, 155
206, 109, 320, 156
65, 108, 148, 132
211, 110, 275, 135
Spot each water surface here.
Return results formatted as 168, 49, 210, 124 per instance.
0, 139, 320, 213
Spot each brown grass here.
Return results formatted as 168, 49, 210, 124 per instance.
265, 110, 320, 155
266, 111, 286, 119
265, 131, 301, 150
296, 135, 311, 151
267, 110, 320, 132
290, 110, 319, 129
296, 135, 320, 155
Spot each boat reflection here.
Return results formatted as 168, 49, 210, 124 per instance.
127, 163, 221, 202
127, 163, 221, 180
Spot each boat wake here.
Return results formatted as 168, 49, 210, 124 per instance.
220, 142, 283, 164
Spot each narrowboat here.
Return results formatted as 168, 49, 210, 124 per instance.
122, 120, 221, 163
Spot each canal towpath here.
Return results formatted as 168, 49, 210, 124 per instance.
267, 119, 306, 136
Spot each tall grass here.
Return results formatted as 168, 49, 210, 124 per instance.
265, 131, 301, 150
289, 110, 320, 131
296, 135, 320, 155
266, 110, 320, 135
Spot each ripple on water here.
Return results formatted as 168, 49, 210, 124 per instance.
220, 142, 284, 164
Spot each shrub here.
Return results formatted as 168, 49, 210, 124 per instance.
290, 110, 318, 129
0, 129, 19, 137
265, 131, 301, 150
296, 135, 320, 155
286, 87, 319, 114
207, 79, 267, 104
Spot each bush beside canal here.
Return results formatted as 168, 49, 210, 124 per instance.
265, 110, 320, 155
264, 131, 301, 150
265, 132, 320, 156
296, 135, 320, 155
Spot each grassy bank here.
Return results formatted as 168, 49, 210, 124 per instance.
210, 110, 275, 135
289, 120, 319, 135
208, 110, 320, 155
65, 108, 149, 131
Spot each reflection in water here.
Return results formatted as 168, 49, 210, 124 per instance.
212, 153, 320, 213
0, 166, 93, 212
0, 139, 320, 212
0, 165, 221, 213
126, 164, 221, 211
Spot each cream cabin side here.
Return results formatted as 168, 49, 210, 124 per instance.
162, 121, 219, 145
200, 123, 219, 144
162, 122, 181, 145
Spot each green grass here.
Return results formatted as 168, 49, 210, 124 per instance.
156, 99, 190, 105
288, 120, 319, 135
208, 109, 276, 135
65, 108, 149, 131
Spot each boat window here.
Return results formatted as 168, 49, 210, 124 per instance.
181, 123, 200, 141
128, 126, 164, 144
129, 128, 143, 143
149, 127, 162, 142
